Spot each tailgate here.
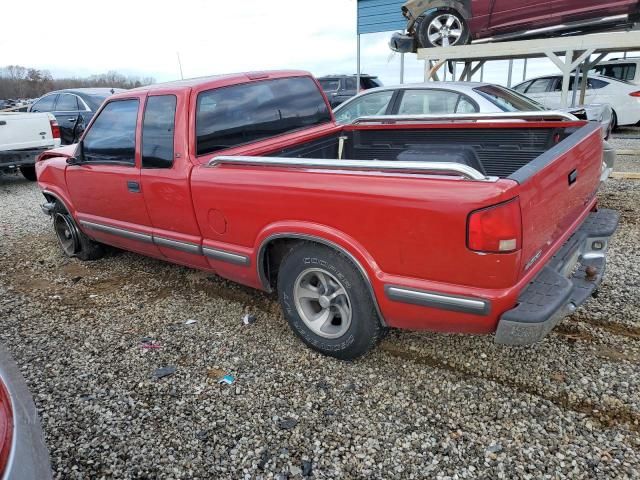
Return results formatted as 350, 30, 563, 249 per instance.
0, 113, 54, 151
513, 122, 603, 278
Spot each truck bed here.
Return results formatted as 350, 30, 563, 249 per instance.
266, 123, 581, 179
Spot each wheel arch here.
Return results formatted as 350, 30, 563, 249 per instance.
41, 189, 74, 216
407, 0, 472, 28
256, 227, 387, 326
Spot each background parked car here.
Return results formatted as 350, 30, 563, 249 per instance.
317, 74, 383, 107
513, 74, 640, 129
29, 88, 124, 144
391, 0, 640, 53
332, 81, 605, 132
591, 57, 640, 84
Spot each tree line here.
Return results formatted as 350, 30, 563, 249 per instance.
0, 65, 155, 100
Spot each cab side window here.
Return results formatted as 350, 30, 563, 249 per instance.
82, 99, 139, 165
142, 95, 177, 169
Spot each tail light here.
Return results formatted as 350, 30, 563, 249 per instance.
49, 119, 60, 139
467, 198, 522, 253
629, 91, 640, 97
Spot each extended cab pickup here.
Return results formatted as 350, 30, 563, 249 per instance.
0, 112, 61, 181
35, 71, 619, 359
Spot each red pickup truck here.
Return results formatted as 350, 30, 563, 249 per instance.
35, 71, 618, 359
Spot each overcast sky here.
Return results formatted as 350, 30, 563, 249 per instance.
0, 0, 625, 88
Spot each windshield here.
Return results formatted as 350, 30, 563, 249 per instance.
318, 79, 340, 92
473, 85, 545, 112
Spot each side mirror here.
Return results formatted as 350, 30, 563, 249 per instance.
67, 141, 85, 165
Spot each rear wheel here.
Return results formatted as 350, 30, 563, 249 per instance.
19, 166, 37, 181
277, 242, 383, 360
611, 110, 618, 132
416, 10, 470, 49
52, 203, 105, 261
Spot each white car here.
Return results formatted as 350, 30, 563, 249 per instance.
513, 74, 640, 129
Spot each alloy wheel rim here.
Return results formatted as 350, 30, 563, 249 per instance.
53, 213, 79, 256
427, 14, 463, 47
293, 268, 352, 339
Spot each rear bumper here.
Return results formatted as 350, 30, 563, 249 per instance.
495, 208, 619, 345
0, 148, 50, 169
0, 345, 51, 480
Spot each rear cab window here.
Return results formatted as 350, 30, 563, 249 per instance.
196, 76, 331, 156
142, 95, 177, 168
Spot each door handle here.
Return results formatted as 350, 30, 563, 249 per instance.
127, 181, 141, 193
68, 118, 77, 122
0, 121, 6, 126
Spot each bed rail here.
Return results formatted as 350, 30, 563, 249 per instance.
207, 156, 496, 181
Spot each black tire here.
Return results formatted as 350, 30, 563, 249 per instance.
19, 165, 37, 181
610, 110, 618, 133
52, 202, 105, 261
277, 242, 382, 360
415, 9, 470, 49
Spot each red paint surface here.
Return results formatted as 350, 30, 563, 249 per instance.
36, 71, 604, 335
0, 380, 13, 478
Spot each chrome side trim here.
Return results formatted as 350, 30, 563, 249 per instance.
79, 220, 153, 244
352, 111, 578, 124
76, 219, 250, 266
154, 236, 202, 255
203, 246, 250, 266
257, 233, 387, 326
385, 285, 490, 316
208, 155, 491, 181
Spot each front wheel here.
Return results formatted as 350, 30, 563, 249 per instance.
52, 203, 105, 261
415, 10, 470, 49
277, 243, 383, 360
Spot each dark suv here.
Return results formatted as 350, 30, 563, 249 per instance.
317, 75, 383, 107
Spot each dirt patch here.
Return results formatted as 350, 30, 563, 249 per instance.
595, 345, 640, 364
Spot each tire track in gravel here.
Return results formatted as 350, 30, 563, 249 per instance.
378, 342, 640, 433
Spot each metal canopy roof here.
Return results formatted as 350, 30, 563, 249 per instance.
357, 0, 406, 35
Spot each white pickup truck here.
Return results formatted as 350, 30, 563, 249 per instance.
0, 112, 61, 180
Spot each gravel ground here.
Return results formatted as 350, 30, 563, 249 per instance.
1, 167, 639, 479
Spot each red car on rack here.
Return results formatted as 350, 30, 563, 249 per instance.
391, 0, 640, 52
35, 70, 618, 360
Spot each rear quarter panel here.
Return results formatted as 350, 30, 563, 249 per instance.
191, 167, 520, 287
